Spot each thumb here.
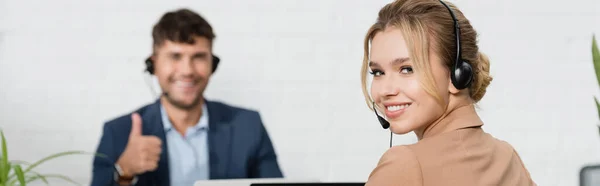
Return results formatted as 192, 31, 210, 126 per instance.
129, 113, 143, 138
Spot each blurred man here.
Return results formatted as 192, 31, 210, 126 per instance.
91, 8, 283, 186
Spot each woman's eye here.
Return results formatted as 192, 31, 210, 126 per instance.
400, 66, 413, 74
369, 70, 384, 76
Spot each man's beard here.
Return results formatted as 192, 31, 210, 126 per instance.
163, 92, 203, 110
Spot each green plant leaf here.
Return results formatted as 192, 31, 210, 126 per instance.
38, 174, 80, 186
0, 160, 5, 184
595, 97, 600, 119
7, 172, 47, 185
7, 151, 105, 182
22, 151, 86, 174
8, 161, 29, 166
23, 170, 49, 185
4, 162, 12, 183
593, 34, 600, 88
13, 165, 25, 186
0, 130, 9, 183
8, 170, 60, 186
9, 151, 103, 182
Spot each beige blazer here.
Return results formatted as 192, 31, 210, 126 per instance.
365, 106, 536, 186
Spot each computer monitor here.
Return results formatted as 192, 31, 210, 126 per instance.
194, 178, 321, 186
251, 183, 364, 186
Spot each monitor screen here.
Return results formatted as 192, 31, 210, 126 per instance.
251, 183, 365, 186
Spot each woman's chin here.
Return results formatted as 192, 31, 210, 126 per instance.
389, 121, 415, 135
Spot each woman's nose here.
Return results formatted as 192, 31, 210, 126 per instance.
380, 78, 401, 97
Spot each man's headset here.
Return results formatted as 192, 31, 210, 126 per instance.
144, 54, 221, 74
373, 0, 474, 130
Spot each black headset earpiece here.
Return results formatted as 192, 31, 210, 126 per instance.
144, 55, 221, 74
212, 55, 220, 73
145, 57, 154, 74
452, 59, 473, 90
439, 0, 473, 90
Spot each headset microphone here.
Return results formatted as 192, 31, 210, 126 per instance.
373, 102, 393, 148
372, 102, 390, 129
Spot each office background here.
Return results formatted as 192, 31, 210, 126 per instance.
1, 0, 599, 185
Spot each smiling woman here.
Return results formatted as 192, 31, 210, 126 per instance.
360, 0, 536, 185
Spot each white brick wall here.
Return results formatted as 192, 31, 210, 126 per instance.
1, 0, 599, 185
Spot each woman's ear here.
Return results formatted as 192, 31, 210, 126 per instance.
448, 78, 460, 94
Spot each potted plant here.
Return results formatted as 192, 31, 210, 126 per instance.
581, 34, 600, 186
0, 130, 102, 186
593, 34, 600, 134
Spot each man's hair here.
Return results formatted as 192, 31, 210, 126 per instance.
152, 8, 215, 49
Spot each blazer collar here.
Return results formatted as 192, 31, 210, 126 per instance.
206, 100, 233, 179
420, 104, 483, 139
140, 99, 170, 185
140, 99, 234, 180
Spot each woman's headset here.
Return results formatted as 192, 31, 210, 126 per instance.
439, 0, 473, 90
144, 55, 221, 74
373, 0, 475, 130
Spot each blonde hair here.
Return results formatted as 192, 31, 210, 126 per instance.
361, 0, 493, 110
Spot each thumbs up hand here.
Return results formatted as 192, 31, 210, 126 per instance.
116, 113, 163, 176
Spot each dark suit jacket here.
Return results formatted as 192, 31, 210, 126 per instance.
91, 99, 283, 186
